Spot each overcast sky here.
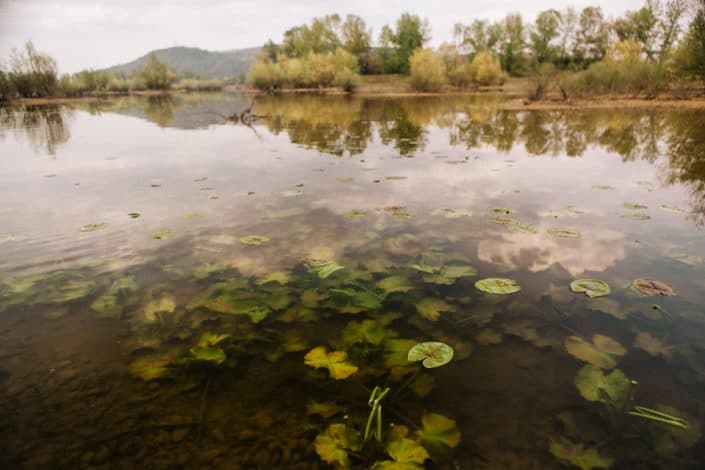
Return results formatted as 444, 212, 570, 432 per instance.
0, 0, 645, 74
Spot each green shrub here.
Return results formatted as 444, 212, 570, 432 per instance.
137, 53, 175, 90
334, 69, 360, 92
174, 78, 224, 91
106, 76, 129, 93
246, 60, 285, 91
409, 48, 447, 92
7, 42, 58, 98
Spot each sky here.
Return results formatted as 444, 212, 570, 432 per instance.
0, 0, 646, 74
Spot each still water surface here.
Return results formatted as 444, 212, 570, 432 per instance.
1, 94, 704, 468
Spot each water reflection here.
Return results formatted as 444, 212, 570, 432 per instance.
0, 105, 72, 155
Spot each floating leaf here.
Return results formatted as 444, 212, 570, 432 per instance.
384, 339, 419, 380
660, 205, 683, 213
623, 203, 648, 210
383, 206, 413, 219
409, 263, 440, 274
344, 210, 368, 218
490, 216, 517, 225
417, 413, 461, 451
304, 346, 358, 380
565, 335, 626, 369
549, 437, 614, 470
565, 206, 584, 218
492, 208, 515, 214
423, 265, 477, 285
507, 222, 538, 234
240, 235, 269, 245
548, 228, 581, 238
342, 319, 394, 346
633, 279, 675, 296
152, 230, 175, 240
256, 271, 290, 286
280, 190, 302, 197
407, 342, 454, 368
621, 213, 650, 220
475, 278, 521, 294
128, 213, 140, 219
80, 223, 106, 232
574, 364, 630, 407
314, 423, 362, 468
305, 260, 345, 279
415, 298, 454, 321
592, 185, 614, 190
570, 279, 611, 298
184, 212, 204, 220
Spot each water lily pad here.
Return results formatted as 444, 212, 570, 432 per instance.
342, 319, 394, 346
417, 413, 461, 451
152, 230, 175, 240
490, 216, 517, 225
660, 205, 684, 213
407, 342, 454, 368
184, 212, 204, 220
383, 206, 413, 219
574, 364, 630, 407
633, 279, 675, 296
565, 335, 626, 369
475, 278, 521, 294
305, 260, 344, 279
507, 222, 538, 234
493, 208, 515, 214
239, 235, 269, 245
621, 213, 650, 220
548, 228, 581, 238
623, 203, 648, 210
415, 298, 455, 321
372, 438, 429, 469
304, 346, 358, 380
565, 206, 584, 218
80, 223, 106, 232
549, 437, 614, 470
314, 423, 362, 468
344, 210, 368, 218
409, 263, 440, 274
384, 339, 419, 380
570, 279, 611, 298
128, 213, 140, 219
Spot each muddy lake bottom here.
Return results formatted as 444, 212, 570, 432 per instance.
1, 93, 705, 469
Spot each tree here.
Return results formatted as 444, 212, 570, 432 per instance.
457, 20, 502, 56
676, 0, 705, 79
0, 69, 13, 101
8, 41, 58, 97
531, 9, 562, 65
137, 53, 175, 90
499, 13, 527, 75
409, 49, 446, 91
282, 15, 341, 58
575, 7, 609, 65
341, 14, 372, 73
612, 1, 659, 60
383, 13, 431, 73
557, 8, 579, 68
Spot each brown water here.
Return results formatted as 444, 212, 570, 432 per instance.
1, 94, 704, 469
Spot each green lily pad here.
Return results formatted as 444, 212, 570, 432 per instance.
570, 279, 611, 298
574, 364, 630, 407
407, 342, 454, 368
548, 228, 581, 238
623, 203, 648, 210
240, 235, 269, 245
415, 298, 455, 321
305, 260, 345, 279
507, 222, 538, 234
475, 278, 521, 294
128, 213, 140, 219
80, 223, 106, 232
409, 263, 441, 274
565, 335, 626, 369
152, 230, 175, 240
314, 423, 362, 468
660, 205, 684, 213
304, 346, 358, 380
549, 437, 614, 470
372, 438, 430, 469
633, 279, 676, 296
417, 413, 461, 451
621, 213, 650, 220
493, 208, 515, 214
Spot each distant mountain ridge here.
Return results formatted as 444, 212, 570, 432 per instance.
102, 46, 260, 79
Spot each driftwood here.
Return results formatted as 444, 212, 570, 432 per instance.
201, 102, 264, 138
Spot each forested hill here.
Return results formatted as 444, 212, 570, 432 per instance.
102, 46, 260, 79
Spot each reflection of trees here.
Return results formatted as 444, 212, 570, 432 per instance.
0, 105, 71, 155
665, 113, 705, 224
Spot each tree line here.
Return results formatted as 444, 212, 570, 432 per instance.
247, 1, 705, 93
0, 48, 224, 102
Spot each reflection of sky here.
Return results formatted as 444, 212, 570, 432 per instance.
0, 100, 703, 282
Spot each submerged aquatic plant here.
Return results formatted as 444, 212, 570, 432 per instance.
628, 406, 688, 430
549, 437, 613, 470
305, 259, 345, 279
304, 346, 358, 380
239, 234, 269, 245
565, 335, 626, 369
314, 423, 362, 468
364, 386, 391, 442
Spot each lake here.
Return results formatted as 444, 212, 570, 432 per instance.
1, 93, 704, 468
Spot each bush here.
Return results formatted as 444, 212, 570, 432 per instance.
58, 70, 111, 96
7, 41, 58, 98
334, 69, 360, 92
409, 49, 447, 92
106, 76, 129, 93
137, 53, 175, 90
246, 60, 285, 91
174, 78, 224, 91
470, 52, 506, 86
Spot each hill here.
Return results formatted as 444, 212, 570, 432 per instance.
103, 46, 260, 79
